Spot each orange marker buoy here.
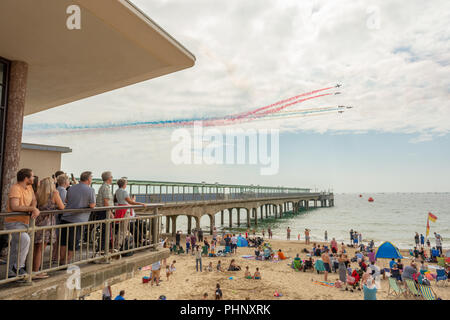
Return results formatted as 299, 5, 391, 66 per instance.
368, 197, 374, 202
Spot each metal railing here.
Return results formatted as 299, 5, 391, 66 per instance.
0, 204, 162, 286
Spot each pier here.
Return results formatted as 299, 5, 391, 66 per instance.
90, 179, 334, 235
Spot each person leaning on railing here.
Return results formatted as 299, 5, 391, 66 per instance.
95, 171, 114, 253
59, 171, 96, 265
33, 177, 65, 278
113, 178, 146, 249
4, 168, 40, 278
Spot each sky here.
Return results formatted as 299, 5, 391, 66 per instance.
23, 0, 450, 193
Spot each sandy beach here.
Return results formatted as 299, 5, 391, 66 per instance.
86, 235, 449, 300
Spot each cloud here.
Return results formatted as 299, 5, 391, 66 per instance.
22, 0, 450, 187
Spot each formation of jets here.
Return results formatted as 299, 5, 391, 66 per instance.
334, 84, 353, 114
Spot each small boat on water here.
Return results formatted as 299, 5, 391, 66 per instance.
368, 197, 374, 202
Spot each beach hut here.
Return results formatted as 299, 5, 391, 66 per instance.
237, 236, 248, 247
375, 241, 403, 259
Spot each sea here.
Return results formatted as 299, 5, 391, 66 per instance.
172, 193, 449, 250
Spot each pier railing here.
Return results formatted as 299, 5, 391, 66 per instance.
90, 179, 324, 204
0, 204, 162, 286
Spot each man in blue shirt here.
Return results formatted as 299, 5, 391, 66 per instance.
114, 290, 125, 300
420, 234, 425, 248
389, 258, 396, 269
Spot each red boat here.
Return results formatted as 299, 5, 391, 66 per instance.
368, 197, 374, 202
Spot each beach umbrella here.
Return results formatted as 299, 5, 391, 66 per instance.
375, 241, 403, 259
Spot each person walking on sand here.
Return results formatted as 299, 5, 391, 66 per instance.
304, 229, 310, 245
262, 229, 265, 238
414, 232, 420, 247
287, 227, 291, 240
324, 230, 328, 242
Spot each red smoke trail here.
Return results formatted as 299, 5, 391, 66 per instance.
232, 86, 334, 119
200, 93, 332, 127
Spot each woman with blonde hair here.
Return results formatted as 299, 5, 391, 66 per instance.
33, 177, 65, 278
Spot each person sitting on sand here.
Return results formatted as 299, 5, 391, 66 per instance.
244, 266, 252, 279
277, 249, 287, 260
350, 269, 361, 291
206, 261, 213, 272
355, 251, 363, 261
215, 283, 223, 300
359, 257, 368, 272
293, 254, 303, 271
228, 259, 241, 271
253, 267, 261, 279
390, 263, 402, 281
202, 293, 208, 300
217, 260, 223, 272
315, 245, 322, 257
303, 257, 314, 272
255, 246, 261, 260
395, 259, 403, 272
209, 242, 216, 257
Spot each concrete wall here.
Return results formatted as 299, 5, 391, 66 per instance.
0, 248, 170, 300
18, 148, 62, 179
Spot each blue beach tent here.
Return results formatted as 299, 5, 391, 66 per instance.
375, 241, 403, 259
237, 236, 248, 247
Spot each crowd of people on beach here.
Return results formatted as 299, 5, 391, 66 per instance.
0, 168, 148, 281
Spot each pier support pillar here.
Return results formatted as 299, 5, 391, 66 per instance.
254, 208, 258, 226
237, 209, 241, 226
246, 208, 250, 227
265, 204, 268, 218
229, 208, 233, 228
187, 215, 192, 234
221, 210, 224, 225
260, 206, 264, 220
165, 216, 170, 234
194, 216, 200, 229
210, 215, 215, 235
171, 215, 177, 236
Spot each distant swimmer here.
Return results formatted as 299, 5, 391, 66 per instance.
335, 84, 342, 88
335, 92, 342, 95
